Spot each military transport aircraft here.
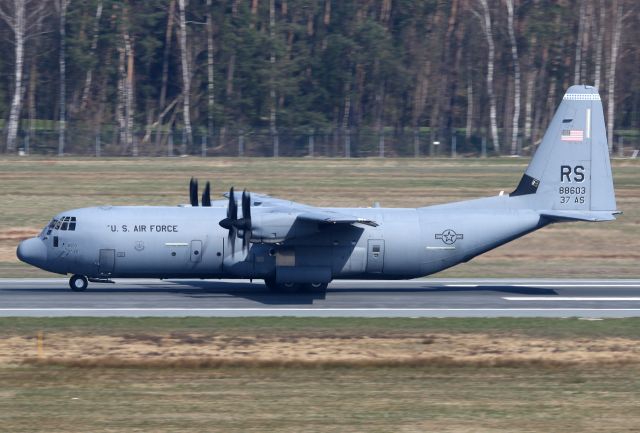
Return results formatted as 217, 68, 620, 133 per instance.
17, 85, 619, 292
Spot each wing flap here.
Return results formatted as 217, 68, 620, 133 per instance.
297, 211, 379, 227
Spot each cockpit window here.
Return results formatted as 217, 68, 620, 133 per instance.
45, 216, 77, 234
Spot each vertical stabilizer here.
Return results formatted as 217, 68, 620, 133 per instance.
511, 85, 617, 217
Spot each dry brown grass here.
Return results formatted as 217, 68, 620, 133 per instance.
24, 355, 640, 369
6, 330, 640, 369
0, 227, 39, 261
4, 320, 640, 432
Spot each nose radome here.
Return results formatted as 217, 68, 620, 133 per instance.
17, 237, 47, 267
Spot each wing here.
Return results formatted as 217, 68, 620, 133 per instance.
235, 194, 379, 244
253, 193, 378, 226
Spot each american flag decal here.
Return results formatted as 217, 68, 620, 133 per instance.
561, 129, 584, 142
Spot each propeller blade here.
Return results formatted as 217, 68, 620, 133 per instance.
228, 187, 237, 220
241, 190, 251, 225
228, 227, 237, 256
189, 177, 199, 207
241, 190, 252, 252
202, 181, 211, 207
219, 187, 237, 230
243, 227, 251, 251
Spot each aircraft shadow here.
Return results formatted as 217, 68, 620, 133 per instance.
171, 281, 558, 303
329, 285, 558, 296
167, 281, 328, 305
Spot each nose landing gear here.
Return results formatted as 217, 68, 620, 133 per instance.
69, 274, 89, 292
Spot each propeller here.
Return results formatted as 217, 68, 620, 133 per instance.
219, 187, 238, 254
202, 181, 211, 207
189, 177, 199, 207
218, 187, 252, 255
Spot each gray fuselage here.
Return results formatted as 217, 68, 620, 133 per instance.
24, 196, 544, 282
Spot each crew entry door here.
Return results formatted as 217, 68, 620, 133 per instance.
98, 249, 115, 276
366, 239, 384, 273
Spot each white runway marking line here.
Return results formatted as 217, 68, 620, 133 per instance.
504, 297, 640, 301
512, 284, 640, 288
3, 308, 640, 312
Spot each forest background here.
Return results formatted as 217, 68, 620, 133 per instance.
0, 0, 638, 157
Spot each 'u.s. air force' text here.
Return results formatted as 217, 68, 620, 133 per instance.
107, 224, 178, 233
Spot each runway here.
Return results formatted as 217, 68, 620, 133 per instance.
1, 278, 640, 317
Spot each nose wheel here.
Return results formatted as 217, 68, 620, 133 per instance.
69, 274, 89, 292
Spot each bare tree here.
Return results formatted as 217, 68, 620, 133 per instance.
607, 0, 623, 153
580, 1, 593, 82
57, 0, 69, 156
0, 0, 50, 152
594, 0, 605, 90
474, 0, 500, 153
523, 34, 537, 143
116, 3, 135, 154
80, 0, 103, 112
124, 22, 135, 156
177, 0, 192, 149
155, 0, 175, 148
205, 0, 215, 145
505, 0, 521, 155
269, 0, 278, 157
573, 1, 586, 84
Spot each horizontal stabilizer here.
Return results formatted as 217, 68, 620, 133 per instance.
540, 210, 620, 222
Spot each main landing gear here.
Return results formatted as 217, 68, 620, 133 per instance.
263, 278, 328, 292
69, 274, 88, 292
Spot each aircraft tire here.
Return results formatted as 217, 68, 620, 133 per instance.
304, 282, 328, 292
264, 278, 302, 292
69, 274, 88, 292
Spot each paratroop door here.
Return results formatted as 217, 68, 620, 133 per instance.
366, 239, 384, 273
190, 240, 203, 263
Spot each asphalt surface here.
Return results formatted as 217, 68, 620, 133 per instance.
1, 278, 640, 317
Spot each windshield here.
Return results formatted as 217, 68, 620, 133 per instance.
42, 216, 77, 237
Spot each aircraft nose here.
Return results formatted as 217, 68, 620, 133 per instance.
17, 237, 47, 267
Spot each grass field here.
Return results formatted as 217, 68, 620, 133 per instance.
0, 156, 638, 278
2, 317, 640, 432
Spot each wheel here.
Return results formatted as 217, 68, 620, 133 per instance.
282, 282, 297, 290
304, 282, 328, 292
69, 274, 88, 292
263, 278, 301, 292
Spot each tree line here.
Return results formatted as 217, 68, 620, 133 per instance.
0, 0, 638, 156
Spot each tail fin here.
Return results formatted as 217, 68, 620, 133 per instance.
511, 85, 618, 221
